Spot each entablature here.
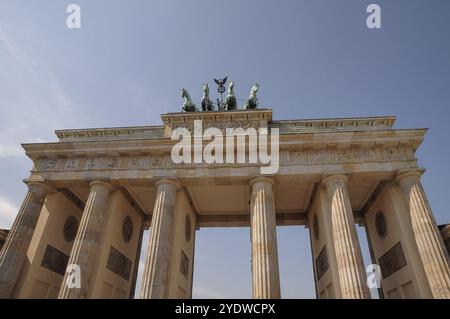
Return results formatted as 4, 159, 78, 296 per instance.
23, 128, 426, 161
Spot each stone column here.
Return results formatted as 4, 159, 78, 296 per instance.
396, 169, 450, 298
58, 181, 113, 299
140, 180, 179, 299
250, 177, 281, 299
0, 182, 52, 299
440, 225, 450, 256
323, 174, 370, 299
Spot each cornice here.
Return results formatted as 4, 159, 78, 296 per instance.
55, 125, 164, 142
54, 113, 400, 143
272, 115, 396, 132
22, 128, 427, 159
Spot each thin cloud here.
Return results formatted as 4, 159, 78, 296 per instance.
0, 24, 81, 159
0, 25, 37, 77
0, 195, 18, 228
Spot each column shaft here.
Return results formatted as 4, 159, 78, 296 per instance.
397, 170, 450, 298
324, 175, 369, 299
0, 182, 51, 299
58, 181, 113, 299
140, 180, 179, 299
250, 177, 281, 299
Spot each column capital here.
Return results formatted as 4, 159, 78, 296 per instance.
395, 168, 425, 184
322, 173, 348, 185
89, 180, 114, 192
24, 181, 55, 194
155, 179, 181, 191
249, 177, 275, 188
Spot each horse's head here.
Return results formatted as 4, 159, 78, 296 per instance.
228, 81, 234, 93
181, 88, 187, 98
251, 83, 259, 94
203, 84, 209, 96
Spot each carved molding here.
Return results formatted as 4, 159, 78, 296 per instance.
106, 246, 132, 281
179, 250, 190, 279
41, 245, 70, 276
378, 242, 407, 279
315, 246, 329, 281
170, 120, 263, 133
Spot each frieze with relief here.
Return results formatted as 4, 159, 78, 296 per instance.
170, 121, 262, 133
35, 146, 416, 172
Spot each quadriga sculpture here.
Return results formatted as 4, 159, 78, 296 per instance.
225, 81, 237, 111
245, 83, 259, 110
201, 84, 214, 111
181, 88, 196, 112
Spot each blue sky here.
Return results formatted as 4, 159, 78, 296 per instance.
0, 0, 449, 298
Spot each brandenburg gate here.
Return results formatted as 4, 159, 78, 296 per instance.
0, 108, 449, 299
